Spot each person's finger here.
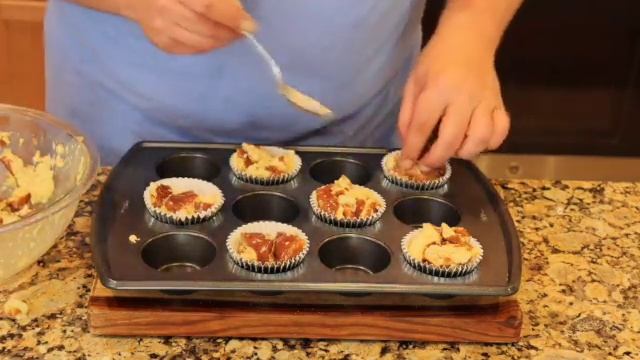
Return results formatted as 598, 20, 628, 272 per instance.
209, 22, 242, 45
168, 23, 218, 53
178, 17, 240, 49
172, 1, 226, 38
161, 40, 200, 55
400, 91, 447, 169
143, 29, 195, 55
397, 77, 417, 142
488, 107, 510, 150
419, 100, 473, 168
181, 0, 257, 33
456, 102, 494, 159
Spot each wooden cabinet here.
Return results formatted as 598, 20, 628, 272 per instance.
0, 0, 46, 110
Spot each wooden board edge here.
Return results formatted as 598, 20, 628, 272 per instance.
88, 291, 522, 342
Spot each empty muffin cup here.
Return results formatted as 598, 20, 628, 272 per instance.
393, 196, 461, 227
141, 232, 216, 273
318, 235, 391, 274
156, 153, 220, 181
309, 158, 372, 185
143, 177, 224, 225
400, 227, 483, 277
232, 192, 299, 223
229, 145, 302, 186
381, 150, 451, 191
226, 221, 309, 274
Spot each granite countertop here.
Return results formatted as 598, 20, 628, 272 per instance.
1, 169, 639, 359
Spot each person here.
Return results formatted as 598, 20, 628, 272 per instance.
45, 0, 522, 166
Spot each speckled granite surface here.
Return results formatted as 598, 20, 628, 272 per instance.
1, 169, 639, 359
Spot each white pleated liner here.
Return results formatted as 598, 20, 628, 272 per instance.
229, 146, 302, 186
143, 177, 224, 225
400, 227, 484, 277
309, 186, 386, 228
226, 221, 310, 274
381, 150, 451, 191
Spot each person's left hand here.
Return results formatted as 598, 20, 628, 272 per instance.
397, 33, 510, 170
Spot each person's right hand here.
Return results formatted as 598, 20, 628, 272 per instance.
125, 0, 257, 55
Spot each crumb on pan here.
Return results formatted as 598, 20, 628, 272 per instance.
128, 234, 140, 244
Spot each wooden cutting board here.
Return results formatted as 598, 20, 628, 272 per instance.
88, 280, 522, 342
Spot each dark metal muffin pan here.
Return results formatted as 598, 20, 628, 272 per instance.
92, 142, 521, 297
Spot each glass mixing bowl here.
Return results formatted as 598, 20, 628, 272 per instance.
0, 104, 99, 281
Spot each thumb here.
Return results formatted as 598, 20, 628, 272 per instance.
203, 0, 257, 33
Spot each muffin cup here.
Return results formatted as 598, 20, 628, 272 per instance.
226, 221, 309, 274
229, 146, 302, 186
143, 177, 224, 225
400, 228, 484, 277
381, 150, 451, 191
309, 187, 386, 228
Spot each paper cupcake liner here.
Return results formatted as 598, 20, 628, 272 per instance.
226, 221, 310, 274
381, 150, 451, 191
401, 261, 479, 283
229, 146, 302, 186
143, 177, 224, 225
309, 187, 386, 228
400, 228, 484, 277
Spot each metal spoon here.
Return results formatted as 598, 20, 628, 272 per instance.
243, 32, 334, 120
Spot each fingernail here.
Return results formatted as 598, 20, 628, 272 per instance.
240, 19, 258, 33
418, 164, 432, 172
399, 159, 414, 170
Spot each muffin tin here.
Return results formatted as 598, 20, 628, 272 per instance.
91, 142, 521, 297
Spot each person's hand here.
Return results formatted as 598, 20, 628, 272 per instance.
125, 0, 257, 54
397, 32, 510, 170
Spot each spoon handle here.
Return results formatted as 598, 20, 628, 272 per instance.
242, 32, 334, 120
243, 32, 283, 84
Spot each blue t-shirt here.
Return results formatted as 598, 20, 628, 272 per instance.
45, 0, 425, 165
